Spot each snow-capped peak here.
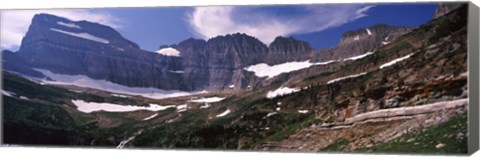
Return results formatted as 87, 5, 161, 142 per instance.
155, 47, 181, 57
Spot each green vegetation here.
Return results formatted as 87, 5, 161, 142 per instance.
321, 138, 350, 152
356, 113, 468, 154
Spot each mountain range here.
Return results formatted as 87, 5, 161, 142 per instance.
1, 3, 470, 153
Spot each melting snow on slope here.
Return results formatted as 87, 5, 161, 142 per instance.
266, 87, 300, 99
34, 69, 206, 99
343, 51, 374, 61
50, 28, 109, 44
176, 104, 188, 112
216, 109, 231, 118
1, 90, 16, 97
143, 113, 159, 121
189, 97, 225, 103
366, 28, 372, 35
379, 53, 414, 69
244, 60, 335, 79
57, 21, 81, 29
155, 47, 181, 57
327, 72, 368, 84
71, 100, 175, 113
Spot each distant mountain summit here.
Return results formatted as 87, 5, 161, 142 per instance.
312, 24, 412, 61
6, 13, 418, 92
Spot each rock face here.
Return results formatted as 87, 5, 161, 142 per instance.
17, 14, 186, 90
2, 50, 45, 78
433, 3, 465, 19
313, 24, 412, 61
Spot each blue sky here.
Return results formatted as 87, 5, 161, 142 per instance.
1, 3, 438, 51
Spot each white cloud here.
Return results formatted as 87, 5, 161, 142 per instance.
187, 5, 375, 45
0, 9, 121, 50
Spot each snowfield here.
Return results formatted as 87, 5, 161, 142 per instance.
343, 51, 374, 61
327, 72, 368, 84
189, 97, 225, 103
34, 69, 206, 99
379, 53, 414, 69
267, 87, 300, 99
71, 100, 175, 113
50, 28, 109, 44
57, 21, 81, 29
244, 60, 335, 79
155, 47, 181, 57
216, 109, 231, 117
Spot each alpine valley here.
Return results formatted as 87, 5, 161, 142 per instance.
2, 3, 469, 154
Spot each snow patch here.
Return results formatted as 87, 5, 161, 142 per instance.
244, 60, 335, 79
143, 113, 158, 121
266, 87, 300, 99
71, 100, 174, 113
34, 69, 206, 99
228, 84, 235, 88
266, 112, 277, 117
327, 72, 367, 84
298, 110, 309, 114
379, 53, 414, 69
1, 90, 16, 97
50, 28, 109, 44
382, 41, 390, 45
276, 107, 281, 111
117, 130, 143, 149
111, 94, 128, 98
343, 51, 374, 61
189, 97, 225, 103
57, 21, 81, 29
366, 28, 372, 35
168, 70, 184, 74
155, 47, 181, 57
176, 104, 188, 112
19, 96, 29, 100
200, 103, 211, 109
216, 109, 231, 117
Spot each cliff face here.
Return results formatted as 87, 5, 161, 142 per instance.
17, 14, 186, 90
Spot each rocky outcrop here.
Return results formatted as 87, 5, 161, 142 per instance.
433, 3, 465, 19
